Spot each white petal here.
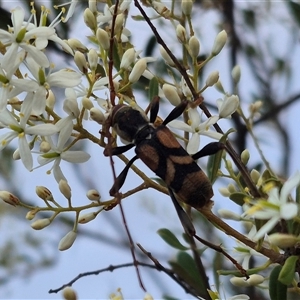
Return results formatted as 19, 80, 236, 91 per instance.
53, 160, 67, 183
18, 135, 33, 170
11, 7, 24, 31
280, 171, 300, 202
48, 70, 81, 87
188, 108, 201, 128
0, 131, 18, 150
25, 124, 59, 136
22, 44, 49, 67
200, 130, 223, 140
253, 216, 279, 241
186, 133, 199, 155
61, 151, 90, 163
31, 87, 47, 115
168, 120, 193, 132
2, 43, 18, 70
57, 118, 73, 149
280, 203, 298, 220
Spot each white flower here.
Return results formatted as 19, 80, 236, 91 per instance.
216, 94, 239, 119
0, 93, 59, 170
25, 57, 82, 115
244, 171, 300, 241
169, 107, 222, 154
0, 7, 54, 69
0, 51, 38, 111
233, 225, 262, 269
37, 116, 90, 183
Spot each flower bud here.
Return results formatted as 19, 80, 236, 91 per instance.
36, 186, 53, 201
31, 218, 51, 230
78, 212, 97, 224
232, 65, 241, 84
46, 90, 56, 109
218, 187, 231, 197
144, 293, 153, 300
114, 13, 124, 34
13, 148, 20, 160
82, 97, 94, 110
129, 58, 147, 83
96, 28, 110, 50
181, 76, 193, 98
67, 38, 88, 53
218, 209, 241, 221
63, 99, 80, 118
26, 210, 36, 220
230, 276, 249, 287
268, 233, 299, 248
227, 183, 236, 193
152, 1, 170, 17
59, 180, 71, 200
86, 189, 101, 201
181, 0, 193, 16
250, 169, 260, 185
58, 230, 77, 251
40, 141, 51, 153
159, 46, 175, 67
241, 149, 250, 165
176, 24, 187, 44
205, 71, 219, 87
217, 95, 239, 118
120, 48, 136, 70
0, 191, 20, 206
83, 8, 97, 31
10, 97, 21, 111
88, 48, 98, 71
74, 51, 87, 74
188, 36, 200, 58
249, 100, 263, 114
215, 80, 225, 94
162, 84, 181, 106
247, 274, 265, 286
211, 30, 227, 56
89, 0, 97, 13
63, 287, 77, 300
90, 107, 105, 124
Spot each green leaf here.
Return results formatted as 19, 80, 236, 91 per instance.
169, 252, 208, 297
148, 77, 159, 102
229, 192, 248, 206
269, 265, 287, 300
207, 129, 234, 184
157, 228, 189, 250
279, 255, 298, 285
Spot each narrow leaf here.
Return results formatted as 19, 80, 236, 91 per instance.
269, 265, 287, 300
279, 255, 298, 285
148, 77, 159, 102
157, 228, 189, 250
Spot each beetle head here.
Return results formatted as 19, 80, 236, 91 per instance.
110, 105, 149, 143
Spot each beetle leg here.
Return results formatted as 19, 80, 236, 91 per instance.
104, 144, 135, 156
109, 155, 139, 196
168, 188, 196, 236
163, 100, 189, 126
192, 142, 225, 160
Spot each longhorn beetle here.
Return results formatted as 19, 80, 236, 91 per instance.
104, 97, 224, 235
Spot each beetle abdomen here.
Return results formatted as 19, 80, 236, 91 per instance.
136, 125, 213, 208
